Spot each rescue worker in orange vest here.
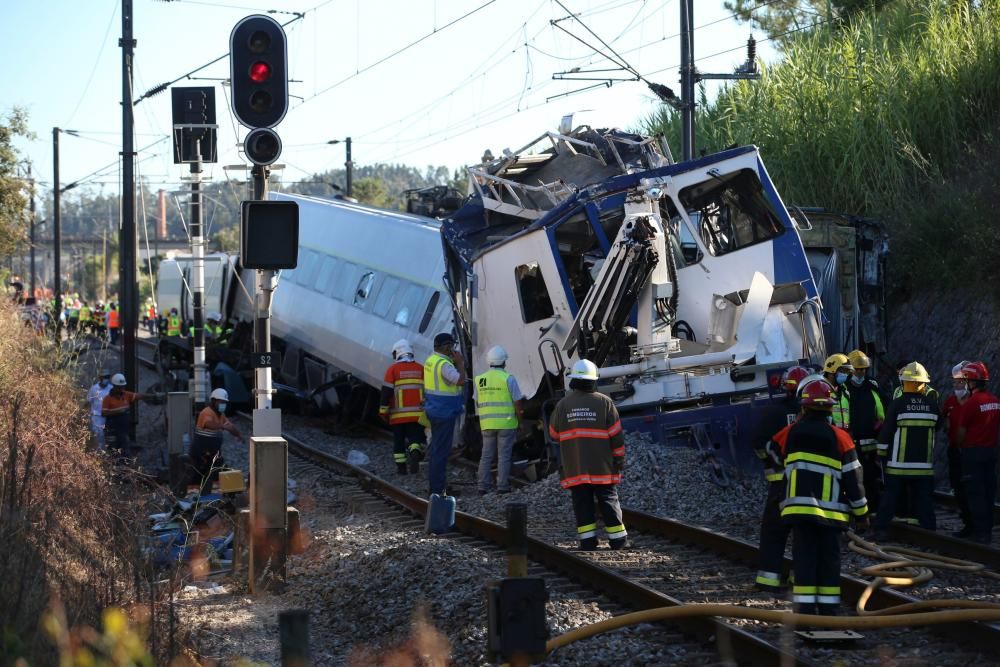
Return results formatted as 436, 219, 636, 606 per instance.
107, 303, 121, 344
548, 359, 628, 550
778, 378, 868, 615
845, 350, 886, 513
953, 361, 1000, 543
874, 362, 939, 539
752, 365, 809, 592
380, 339, 427, 475
101, 373, 154, 459
190, 388, 245, 494
821, 353, 852, 429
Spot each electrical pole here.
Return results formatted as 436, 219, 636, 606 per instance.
27, 165, 36, 301
679, 0, 695, 161
52, 128, 62, 341
191, 139, 208, 409
345, 137, 353, 197
120, 0, 139, 431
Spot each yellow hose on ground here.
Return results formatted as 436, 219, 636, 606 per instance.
545, 531, 1000, 654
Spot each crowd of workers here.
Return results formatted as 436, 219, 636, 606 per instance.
753, 351, 998, 615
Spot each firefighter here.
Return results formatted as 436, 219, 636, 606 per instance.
778, 378, 868, 615
475, 345, 525, 495
821, 354, 852, 428
845, 350, 886, 513
942, 361, 972, 535
752, 365, 809, 591
423, 332, 466, 496
874, 362, 939, 538
380, 339, 427, 475
101, 373, 154, 459
548, 359, 628, 550
191, 388, 245, 495
953, 361, 999, 543
166, 308, 182, 337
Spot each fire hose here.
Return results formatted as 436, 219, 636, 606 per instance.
544, 531, 1000, 654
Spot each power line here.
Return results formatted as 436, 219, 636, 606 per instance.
66, 0, 119, 127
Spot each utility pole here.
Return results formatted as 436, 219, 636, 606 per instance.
52, 128, 62, 340
679, 0, 695, 161
27, 165, 36, 301
120, 0, 139, 431
345, 136, 353, 197
191, 139, 208, 409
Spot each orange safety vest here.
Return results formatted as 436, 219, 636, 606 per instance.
381, 360, 425, 425
107, 309, 120, 329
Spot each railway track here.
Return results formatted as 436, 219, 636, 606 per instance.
259, 420, 1000, 665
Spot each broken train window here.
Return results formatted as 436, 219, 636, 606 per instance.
515, 262, 555, 323
678, 168, 784, 257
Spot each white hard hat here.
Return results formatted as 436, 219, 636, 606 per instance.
111, 373, 127, 387
392, 339, 413, 359
568, 359, 599, 381
487, 345, 508, 366
952, 360, 971, 379
209, 312, 222, 321
210, 388, 229, 402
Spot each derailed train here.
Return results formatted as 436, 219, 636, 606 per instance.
158, 125, 888, 472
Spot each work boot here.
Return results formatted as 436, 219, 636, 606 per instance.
608, 537, 631, 550
396, 463, 408, 475
407, 450, 422, 474
578, 537, 598, 551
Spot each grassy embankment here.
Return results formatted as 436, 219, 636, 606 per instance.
644, 0, 1000, 289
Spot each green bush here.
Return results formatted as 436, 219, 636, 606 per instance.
644, 0, 1000, 286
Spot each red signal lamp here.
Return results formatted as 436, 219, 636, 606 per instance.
249, 61, 271, 83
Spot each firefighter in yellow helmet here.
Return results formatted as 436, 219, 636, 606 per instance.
844, 350, 886, 513
822, 353, 852, 429
874, 362, 939, 539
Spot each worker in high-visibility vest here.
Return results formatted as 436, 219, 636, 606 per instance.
379, 339, 427, 475
166, 308, 182, 337
474, 345, 524, 494
106, 304, 121, 344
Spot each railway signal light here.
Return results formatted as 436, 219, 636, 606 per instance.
244, 127, 282, 166
230, 15, 288, 129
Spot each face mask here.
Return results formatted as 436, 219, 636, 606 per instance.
835, 372, 848, 385
826, 415, 834, 424
218, 403, 228, 414
955, 388, 969, 400
850, 375, 864, 386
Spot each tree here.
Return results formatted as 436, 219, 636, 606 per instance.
351, 177, 391, 208
0, 107, 32, 257
725, 0, 896, 46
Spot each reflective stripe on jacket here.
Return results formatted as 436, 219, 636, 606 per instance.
549, 389, 624, 488
381, 359, 425, 425
475, 368, 517, 430
831, 386, 850, 429
423, 352, 464, 419
778, 412, 867, 526
878, 391, 939, 476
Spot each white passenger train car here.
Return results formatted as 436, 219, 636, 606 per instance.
260, 192, 455, 406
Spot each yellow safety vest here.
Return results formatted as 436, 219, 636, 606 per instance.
167, 315, 181, 337
476, 368, 517, 430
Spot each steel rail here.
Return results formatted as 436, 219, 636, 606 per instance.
888, 522, 1000, 571
934, 489, 1000, 524
282, 431, 803, 667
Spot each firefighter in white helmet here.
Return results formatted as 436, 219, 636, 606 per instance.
548, 359, 628, 550
474, 345, 524, 494
191, 387, 246, 495
380, 339, 428, 474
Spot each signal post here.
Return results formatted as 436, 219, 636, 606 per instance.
230, 14, 299, 592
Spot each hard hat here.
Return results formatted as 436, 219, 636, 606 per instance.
568, 359, 599, 381
434, 332, 456, 348
952, 360, 972, 379
209, 312, 222, 322
899, 361, 931, 384
487, 345, 508, 366
961, 361, 990, 382
847, 350, 870, 370
799, 378, 835, 407
111, 373, 127, 387
210, 388, 229, 402
392, 339, 414, 359
796, 373, 825, 398
823, 354, 852, 374
781, 366, 811, 392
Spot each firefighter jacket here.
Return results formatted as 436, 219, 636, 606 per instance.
380, 359, 425, 425
846, 378, 885, 454
752, 395, 799, 482
877, 390, 939, 476
548, 389, 624, 489
778, 412, 868, 526
954, 388, 1000, 448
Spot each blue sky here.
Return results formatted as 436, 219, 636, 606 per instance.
6, 0, 777, 194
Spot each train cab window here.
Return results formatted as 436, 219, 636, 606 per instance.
353, 271, 376, 307
678, 169, 784, 258
418, 291, 441, 334
515, 262, 554, 323
374, 276, 399, 318
298, 251, 320, 287
316, 257, 335, 293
